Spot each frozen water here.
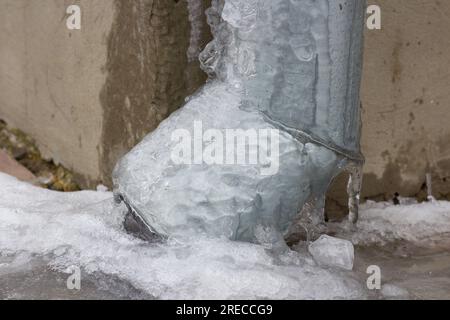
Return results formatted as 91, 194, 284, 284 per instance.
113, 0, 366, 243
381, 284, 410, 299
2, 174, 450, 299
0, 173, 365, 300
308, 235, 354, 271
332, 200, 450, 245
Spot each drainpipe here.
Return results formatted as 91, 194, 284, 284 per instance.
113, 0, 366, 244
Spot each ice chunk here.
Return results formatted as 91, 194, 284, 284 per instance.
308, 235, 355, 271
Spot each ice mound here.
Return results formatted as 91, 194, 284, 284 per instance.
0, 173, 365, 299
340, 200, 450, 245
308, 235, 354, 271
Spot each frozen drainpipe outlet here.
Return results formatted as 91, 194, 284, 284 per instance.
113, 0, 366, 244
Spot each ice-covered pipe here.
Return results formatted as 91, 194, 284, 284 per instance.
113, 0, 366, 244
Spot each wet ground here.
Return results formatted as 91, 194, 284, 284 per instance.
354, 235, 450, 300
0, 254, 152, 300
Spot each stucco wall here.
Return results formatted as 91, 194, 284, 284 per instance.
0, 0, 115, 184
1, 0, 449, 202
361, 0, 450, 200
0, 0, 210, 187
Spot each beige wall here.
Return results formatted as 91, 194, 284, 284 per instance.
361, 0, 450, 200
1, 0, 450, 201
98, 0, 210, 186
0, 0, 115, 183
0, 0, 209, 187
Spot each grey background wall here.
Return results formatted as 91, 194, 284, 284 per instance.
1, 0, 449, 205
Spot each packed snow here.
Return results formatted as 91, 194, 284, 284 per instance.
113, 0, 366, 243
1, 172, 450, 299
337, 199, 450, 245
0, 173, 364, 299
308, 235, 354, 271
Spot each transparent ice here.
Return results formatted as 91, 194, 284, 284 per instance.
308, 235, 354, 271
113, 0, 366, 243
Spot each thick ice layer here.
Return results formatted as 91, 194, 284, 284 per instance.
0, 173, 365, 300
114, 82, 346, 242
113, 0, 366, 242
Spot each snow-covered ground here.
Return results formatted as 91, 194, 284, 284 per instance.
348, 199, 450, 245
321, 198, 450, 249
1, 173, 449, 300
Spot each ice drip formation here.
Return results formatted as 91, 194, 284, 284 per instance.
113, 0, 366, 244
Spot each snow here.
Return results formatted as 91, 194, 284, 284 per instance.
341, 200, 450, 245
186, 0, 204, 62
0, 173, 364, 300
113, 0, 366, 243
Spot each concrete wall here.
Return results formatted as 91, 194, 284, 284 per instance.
0, 0, 210, 187
1, 0, 450, 201
360, 0, 450, 201
325, 0, 450, 215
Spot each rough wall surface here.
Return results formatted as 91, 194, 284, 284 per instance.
0, 0, 115, 185
361, 0, 450, 200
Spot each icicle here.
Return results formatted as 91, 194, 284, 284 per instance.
347, 163, 363, 224
186, 0, 204, 62
426, 173, 436, 202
